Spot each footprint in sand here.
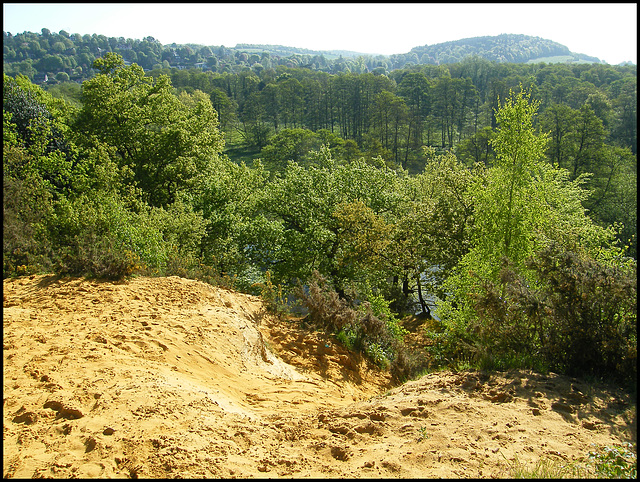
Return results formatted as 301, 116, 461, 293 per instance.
154, 341, 169, 352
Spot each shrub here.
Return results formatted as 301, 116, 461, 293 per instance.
47, 191, 211, 281
48, 193, 147, 279
469, 244, 637, 383
252, 270, 289, 318
529, 245, 636, 383
294, 270, 358, 333
56, 233, 141, 280
361, 289, 409, 341
295, 270, 416, 381
3, 164, 55, 277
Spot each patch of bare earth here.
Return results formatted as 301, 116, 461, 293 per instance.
3, 275, 636, 478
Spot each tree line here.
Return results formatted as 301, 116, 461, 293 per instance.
3, 28, 392, 82
3, 28, 625, 87
139, 58, 635, 257
3, 53, 636, 385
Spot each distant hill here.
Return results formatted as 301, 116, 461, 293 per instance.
3, 30, 617, 85
231, 34, 607, 66
234, 44, 368, 60
407, 34, 603, 65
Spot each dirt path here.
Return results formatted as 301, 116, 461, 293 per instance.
3, 275, 636, 478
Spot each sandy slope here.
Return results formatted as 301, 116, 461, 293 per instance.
3, 275, 636, 478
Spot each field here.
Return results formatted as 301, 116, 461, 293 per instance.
526, 55, 597, 64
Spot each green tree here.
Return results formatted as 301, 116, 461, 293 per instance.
188, 156, 268, 282
437, 86, 625, 369
259, 128, 323, 172
608, 76, 637, 154
540, 103, 575, 168
35, 54, 64, 72
259, 82, 280, 131
246, 147, 404, 294
565, 104, 608, 179
3, 73, 76, 192
208, 87, 237, 132
76, 53, 225, 207
55, 72, 70, 83
389, 147, 478, 314
278, 76, 304, 128
585, 145, 637, 258
239, 91, 269, 148
432, 75, 460, 148
3, 73, 82, 276
397, 71, 431, 155
480, 86, 549, 267
455, 126, 494, 166
370, 91, 409, 168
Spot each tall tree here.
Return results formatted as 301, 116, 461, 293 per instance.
76, 53, 224, 207
608, 76, 637, 154
397, 71, 431, 157
438, 86, 625, 369
481, 87, 549, 266
246, 148, 404, 294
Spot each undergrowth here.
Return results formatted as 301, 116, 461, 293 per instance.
505, 443, 637, 479
423, 245, 637, 388
295, 270, 417, 382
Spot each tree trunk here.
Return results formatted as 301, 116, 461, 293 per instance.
416, 274, 431, 318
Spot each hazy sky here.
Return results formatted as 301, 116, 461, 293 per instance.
3, 3, 637, 65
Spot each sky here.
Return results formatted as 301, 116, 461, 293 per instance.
3, 3, 637, 65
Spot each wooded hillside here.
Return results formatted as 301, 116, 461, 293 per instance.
3, 47, 636, 387
3, 30, 615, 86
409, 34, 602, 65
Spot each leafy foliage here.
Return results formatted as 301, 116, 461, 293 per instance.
3, 53, 636, 385
588, 443, 637, 479
4, 58, 213, 280
3, 145, 55, 277
245, 147, 404, 294
431, 87, 636, 383
295, 271, 414, 381
466, 245, 636, 383
75, 53, 225, 207
252, 270, 289, 318
526, 245, 636, 380
506, 443, 637, 478
390, 147, 478, 309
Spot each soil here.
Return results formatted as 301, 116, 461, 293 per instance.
3, 274, 636, 478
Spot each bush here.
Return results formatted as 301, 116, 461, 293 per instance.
3, 159, 55, 277
294, 270, 358, 333
530, 245, 636, 383
469, 244, 637, 383
56, 232, 142, 280
252, 270, 289, 318
48, 192, 210, 281
295, 270, 416, 381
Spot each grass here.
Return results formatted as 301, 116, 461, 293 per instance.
222, 129, 262, 165
417, 426, 430, 442
506, 454, 591, 478
505, 443, 637, 479
223, 144, 262, 165
588, 443, 637, 479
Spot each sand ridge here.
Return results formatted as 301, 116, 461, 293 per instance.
3, 274, 636, 478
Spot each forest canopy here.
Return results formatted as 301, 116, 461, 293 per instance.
3, 29, 620, 86
3, 49, 637, 386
